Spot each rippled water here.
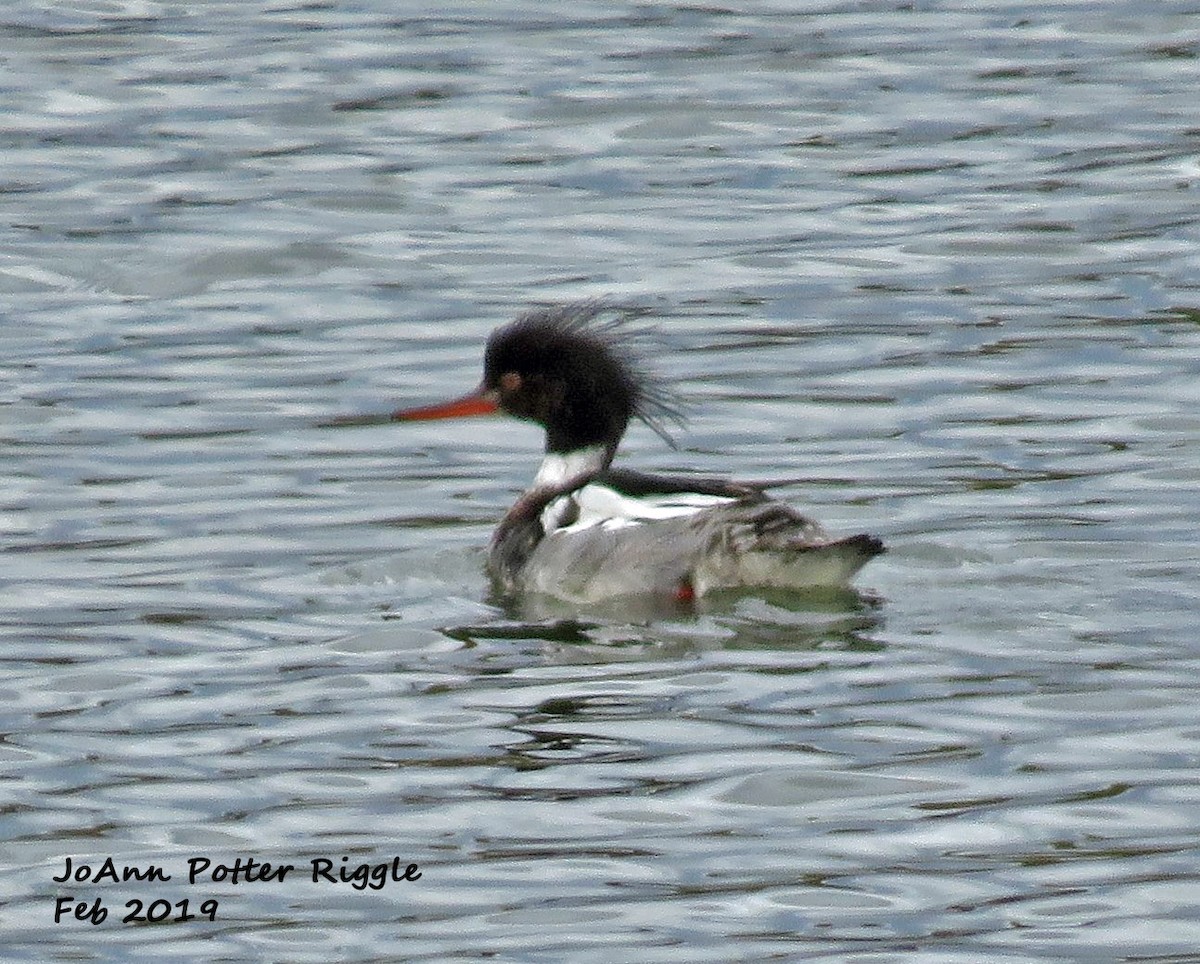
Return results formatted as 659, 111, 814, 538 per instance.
4, 2, 1200, 960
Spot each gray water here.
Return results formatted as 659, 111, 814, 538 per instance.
3, 2, 1200, 961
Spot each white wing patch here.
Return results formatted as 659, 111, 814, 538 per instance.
541, 483, 736, 535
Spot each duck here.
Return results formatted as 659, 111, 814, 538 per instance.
392, 301, 883, 604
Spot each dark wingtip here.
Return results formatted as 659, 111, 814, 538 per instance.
847, 533, 886, 557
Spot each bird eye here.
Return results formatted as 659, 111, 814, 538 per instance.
499, 371, 522, 393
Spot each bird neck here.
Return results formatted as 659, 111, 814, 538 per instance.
532, 444, 610, 491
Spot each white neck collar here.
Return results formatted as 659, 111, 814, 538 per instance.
532, 445, 609, 490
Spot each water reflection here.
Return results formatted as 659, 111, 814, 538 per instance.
439, 582, 885, 656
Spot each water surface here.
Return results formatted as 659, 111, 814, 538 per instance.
3, 2, 1200, 960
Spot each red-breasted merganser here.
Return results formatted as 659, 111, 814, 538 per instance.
392, 302, 883, 604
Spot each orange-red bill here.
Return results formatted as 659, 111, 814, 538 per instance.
390, 389, 499, 422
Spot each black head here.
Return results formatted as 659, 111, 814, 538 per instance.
482, 302, 684, 455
